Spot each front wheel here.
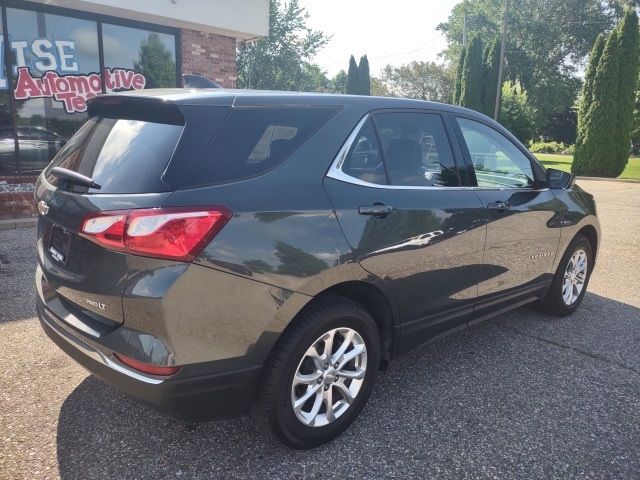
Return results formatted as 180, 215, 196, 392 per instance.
255, 295, 381, 449
539, 234, 594, 316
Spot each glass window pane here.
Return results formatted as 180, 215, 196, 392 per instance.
45, 116, 184, 194
0, 8, 16, 175
374, 112, 458, 187
102, 24, 177, 89
341, 118, 386, 185
183, 107, 340, 187
6, 8, 100, 174
457, 117, 534, 188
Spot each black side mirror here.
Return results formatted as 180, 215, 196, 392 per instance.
546, 168, 575, 189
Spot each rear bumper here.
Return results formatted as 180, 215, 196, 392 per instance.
37, 298, 261, 420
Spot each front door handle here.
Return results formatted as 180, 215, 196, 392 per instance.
358, 202, 397, 218
487, 201, 510, 212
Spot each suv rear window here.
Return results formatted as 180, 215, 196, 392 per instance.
181, 106, 340, 187
45, 116, 184, 194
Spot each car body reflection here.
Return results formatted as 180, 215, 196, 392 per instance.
0, 126, 67, 174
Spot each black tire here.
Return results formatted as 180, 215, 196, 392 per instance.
539, 234, 594, 317
254, 294, 381, 449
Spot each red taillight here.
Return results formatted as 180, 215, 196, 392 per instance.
80, 206, 231, 261
114, 353, 181, 376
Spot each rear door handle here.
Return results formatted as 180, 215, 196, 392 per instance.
487, 201, 510, 212
358, 203, 397, 218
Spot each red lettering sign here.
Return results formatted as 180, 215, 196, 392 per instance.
13, 67, 147, 114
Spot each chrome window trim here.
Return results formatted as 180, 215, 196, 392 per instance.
326, 114, 549, 192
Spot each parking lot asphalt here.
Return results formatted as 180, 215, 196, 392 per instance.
1, 179, 639, 480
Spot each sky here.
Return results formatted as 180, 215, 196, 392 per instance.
298, 0, 460, 78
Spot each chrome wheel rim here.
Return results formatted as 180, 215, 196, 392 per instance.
562, 249, 588, 306
291, 327, 367, 427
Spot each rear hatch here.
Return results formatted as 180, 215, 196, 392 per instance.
35, 94, 228, 331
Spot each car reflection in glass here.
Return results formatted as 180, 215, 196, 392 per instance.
0, 126, 67, 174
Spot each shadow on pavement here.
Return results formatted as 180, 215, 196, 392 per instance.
55, 292, 640, 479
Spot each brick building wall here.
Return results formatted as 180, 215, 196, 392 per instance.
0, 176, 37, 220
0, 192, 36, 220
181, 29, 238, 87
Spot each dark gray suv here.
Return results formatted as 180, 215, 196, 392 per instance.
35, 90, 600, 448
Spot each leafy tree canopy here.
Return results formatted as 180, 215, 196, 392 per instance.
379, 61, 454, 103
437, 0, 634, 136
498, 80, 535, 142
237, 0, 329, 91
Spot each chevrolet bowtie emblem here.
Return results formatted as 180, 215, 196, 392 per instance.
37, 200, 49, 216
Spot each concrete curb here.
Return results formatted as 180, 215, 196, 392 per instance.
0, 218, 37, 230
576, 176, 640, 184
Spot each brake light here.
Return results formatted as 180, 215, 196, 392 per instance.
80, 206, 231, 261
114, 353, 181, 376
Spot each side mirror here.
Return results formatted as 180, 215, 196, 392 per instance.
546, 168, 575, 190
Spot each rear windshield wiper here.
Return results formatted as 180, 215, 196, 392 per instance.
50, 167, 102, 190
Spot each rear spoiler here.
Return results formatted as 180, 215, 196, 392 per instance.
87, 95, 185, 125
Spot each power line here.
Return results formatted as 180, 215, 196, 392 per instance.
315, 34, 444, 69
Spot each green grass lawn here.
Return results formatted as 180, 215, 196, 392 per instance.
535, 153, 640, 180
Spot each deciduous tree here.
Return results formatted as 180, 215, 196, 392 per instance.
380, 61, 453, 102
236, 0, 329, 91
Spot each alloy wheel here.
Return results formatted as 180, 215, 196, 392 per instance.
562, 248, 588, 306
290, 327, 367, 427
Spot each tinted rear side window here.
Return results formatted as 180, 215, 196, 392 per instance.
182, 106, 340, 187
45, 117, 183, 194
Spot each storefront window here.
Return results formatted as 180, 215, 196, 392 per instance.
102, 23, 177, 89
0, 6, 178, 175
0, 9, 17, 175
5, 8, 99, 174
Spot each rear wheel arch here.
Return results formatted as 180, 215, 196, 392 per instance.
268, 280, 397, 371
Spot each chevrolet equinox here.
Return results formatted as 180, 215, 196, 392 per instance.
35, 90, 600, 448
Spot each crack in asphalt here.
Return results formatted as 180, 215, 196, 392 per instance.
491, 320, 640, 376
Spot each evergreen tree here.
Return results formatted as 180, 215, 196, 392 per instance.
346, 55, 359, 94
611, 8, 640, 176
357, 55, 371, 95
576, 33, 605, 152
481, 37, 501, 117
572, 29, 621, 176
459, 35, 484, 112
453, 46, 466, 104
133, 33, 176, 88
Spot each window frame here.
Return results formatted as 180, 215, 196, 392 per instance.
327, 108, 467, 190
451, 113, 547, 190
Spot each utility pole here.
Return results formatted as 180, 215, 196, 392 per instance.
494, 0, 509, 120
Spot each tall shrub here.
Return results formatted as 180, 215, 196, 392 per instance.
459, 35, 484, 112
611, 9, 640, 176
357, 55, 371, 95
481, 37, 501, 117
453, 46, 466, 104
576, 33, 605, 143
572, 29, 621, 176
346, 55, 359, 94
